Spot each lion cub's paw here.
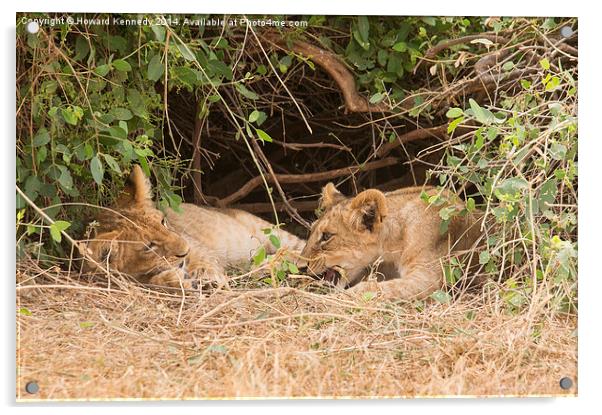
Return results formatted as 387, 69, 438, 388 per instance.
340, 280, 383, 302
187, 262, 229, 290
149, 268, 198, 290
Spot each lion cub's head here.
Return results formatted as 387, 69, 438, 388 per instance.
82, 166, 190, 282
301, 183, 388, 287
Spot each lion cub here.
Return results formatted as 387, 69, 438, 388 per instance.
82, 165, 305, 290
301, 183, 483, 300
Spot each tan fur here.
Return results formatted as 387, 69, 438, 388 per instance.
301, 183, 483, 300
83, 166, 305, 290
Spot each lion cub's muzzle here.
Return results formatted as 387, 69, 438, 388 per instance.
306, 256, 347, 287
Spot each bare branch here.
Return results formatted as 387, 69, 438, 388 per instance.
217, 157, 399, 207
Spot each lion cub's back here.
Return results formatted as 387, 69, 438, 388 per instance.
165, 203, 302, 264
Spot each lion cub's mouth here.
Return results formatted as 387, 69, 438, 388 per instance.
319, 266, 346, 286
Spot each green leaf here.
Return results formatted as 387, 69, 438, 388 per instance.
61, 107, 81, 125
520, 79, 532, 90
439, 218, 450, 235
392, 41, 407, 52
496, 177, 529, 198
447, 116, 464, 134
421, 17, 437, 26
108, 126, 127, 140
468, 98, 494, 125
446, 108, 463, 118
549, 142, 567, 160
369, 92, 385, 104
173, 66, 198, 87
103, 154, 122, 173
479, 250, 491, 265
430, 290, 451, 304
147, 54, 164, 81
33, 128, 50, 147
539, 58, 550, 70
19, 307, 32, 316
112, 59, 131, 72
50, 220, 71, 243
79, 321, 96, 329
466, 198, 476, 212
74, 36, 90, 61
94, 64, 111, 77
235, 83, 259, 100
110, 108, 133, 121
362, 291, 376, 302
57, 166, 74, 190
176, 41, 195, 61
90, 155, 104, 185
253, 246, 266, 266
248, 110, 261, 123
151, 25, 166, 42
269, 234, 281, 249
207, 60, 233, 81
538, 178, 558, 213
377, 49, 388, 66
502, 61, 514, 71
439, 206, 456, 221
288, 262, 299, 274
357, 16, 370, 44
256, 129, 273, 143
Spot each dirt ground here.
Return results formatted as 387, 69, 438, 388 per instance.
16, 266, 577, 400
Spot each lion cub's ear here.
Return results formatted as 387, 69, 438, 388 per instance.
319, 182, 346, 211
349, 189, 388, 232
116, 165, 153, 208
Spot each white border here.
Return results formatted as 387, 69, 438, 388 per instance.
2, 1, 599, 414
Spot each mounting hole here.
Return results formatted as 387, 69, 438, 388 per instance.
559, 377, 573, 390
25, 21, 40, 34
560, 26, 574, 38
25, 381, 39, 394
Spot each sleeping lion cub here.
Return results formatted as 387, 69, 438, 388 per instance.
82, 165, 305, 290
301, 183, 483, 300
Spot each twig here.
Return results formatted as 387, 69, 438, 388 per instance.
375, 125, 449, 158
249, 135, 311, 228
414, 33, 509, 73
271, 139, 351, 152
191, 101, 204, 204
232, 200, 319, 214
248, 25, 313, 133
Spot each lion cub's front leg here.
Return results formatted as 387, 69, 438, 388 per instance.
347, 261, 443, 301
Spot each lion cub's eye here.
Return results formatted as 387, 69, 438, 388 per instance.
161, 217, 168, 227
145, 241, 158, 252
321, 232, 334, 242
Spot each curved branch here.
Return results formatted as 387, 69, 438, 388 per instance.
217, 157, 399, 207
262, 33, 389, 113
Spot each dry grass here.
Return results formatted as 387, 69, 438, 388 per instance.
16, 261, 577, 400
